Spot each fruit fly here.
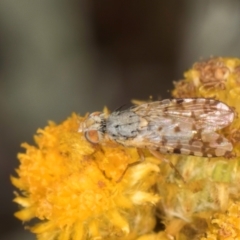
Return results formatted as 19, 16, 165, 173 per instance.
79, 98, 234, 158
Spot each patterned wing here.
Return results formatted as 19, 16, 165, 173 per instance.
131, 98, 234, 157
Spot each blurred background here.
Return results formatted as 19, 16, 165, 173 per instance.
1, 0, 240, 239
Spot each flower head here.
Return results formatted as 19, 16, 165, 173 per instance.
158, 57, 240, 239
201, 201, 240, 240
12, 113, 160, 239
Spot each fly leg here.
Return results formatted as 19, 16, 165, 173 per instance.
116, 148, 146, 182
149, 149, 186, 183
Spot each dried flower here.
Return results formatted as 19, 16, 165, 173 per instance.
162, 57, 240, 239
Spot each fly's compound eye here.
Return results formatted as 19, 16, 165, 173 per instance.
85, 130, 100, 144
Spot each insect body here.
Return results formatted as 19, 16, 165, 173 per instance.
79, 98, 234, 158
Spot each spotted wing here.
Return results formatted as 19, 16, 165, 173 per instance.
131, 98, 234, 157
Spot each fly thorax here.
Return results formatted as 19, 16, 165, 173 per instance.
106, 110, 140, 140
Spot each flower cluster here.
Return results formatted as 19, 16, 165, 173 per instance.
12, 57, 240, 240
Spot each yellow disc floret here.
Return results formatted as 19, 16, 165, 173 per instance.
12, 113, 160, 240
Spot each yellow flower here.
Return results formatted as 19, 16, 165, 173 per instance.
12, 57, 240, 240
157, 57, 240, 239
11, 113, 160, 239
201, 201, 240, 240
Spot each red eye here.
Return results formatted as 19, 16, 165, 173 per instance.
85, 130, 100, 144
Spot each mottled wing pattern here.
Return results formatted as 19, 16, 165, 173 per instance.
131, 98, 234, 157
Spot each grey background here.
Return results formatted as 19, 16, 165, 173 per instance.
0, 0, 240, 239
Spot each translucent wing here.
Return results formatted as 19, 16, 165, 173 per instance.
129, 98, 234, 157
132, 98, 233, 131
